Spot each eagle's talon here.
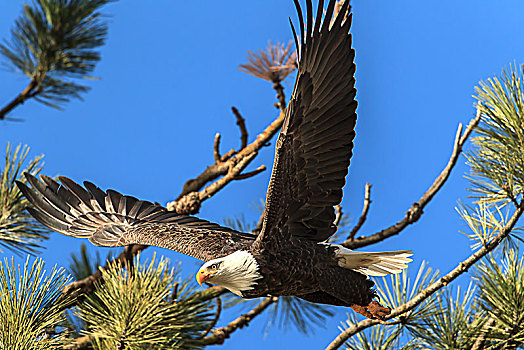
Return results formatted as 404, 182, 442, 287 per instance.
368, 300, 391, 320
351, 300, 391, 320
350, 304, 375, 319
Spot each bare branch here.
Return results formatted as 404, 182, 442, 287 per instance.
326, 199, 524, 350
347, 183, 372, 241
273, 82, 287, 112
334, 205, 344, 227
168, 112, 285, 213
232, 107, 248, 150
343, 110, 481, 249
213, 133, 222, 163
234, 165, 266, 180
197, 152, 259, 202
0, 78, 39, 120
201, 296, 278, 345
220, 148, 236, 162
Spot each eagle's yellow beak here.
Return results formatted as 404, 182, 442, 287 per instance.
196, 269, 215, 287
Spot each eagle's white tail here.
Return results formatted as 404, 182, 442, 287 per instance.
324, 244, 413, 277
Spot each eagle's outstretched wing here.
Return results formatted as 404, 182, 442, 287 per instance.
17, 174, 255, 261
257, 0, 357, 244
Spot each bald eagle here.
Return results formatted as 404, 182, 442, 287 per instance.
17, 0, 412, 320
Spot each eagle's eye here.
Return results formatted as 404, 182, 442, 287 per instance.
209, 263, 220, 270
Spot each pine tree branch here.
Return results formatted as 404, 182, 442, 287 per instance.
232, 107, 248, 151
326, 199, 524, 350
347, 183, 372, 241
201, 296, 278, 345
273, 82, 287, 112
334, 205, 344, 227
343, 109, 481, 249
0, 78, 40, 120
61, 244, 148, 306
213, 133, 222, 163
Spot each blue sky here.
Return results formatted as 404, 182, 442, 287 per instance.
2, 1, 524, 349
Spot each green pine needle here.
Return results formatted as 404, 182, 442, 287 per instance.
372, 261, 440, 330
0, 0, 114, 109
469, 63, 524, 203
68, 243, 112, 280
408, 283, 486, 349
0, 143, 49, 255
474, 249, 524, 348
0, 256, 71, 349
76, 254, 212, 350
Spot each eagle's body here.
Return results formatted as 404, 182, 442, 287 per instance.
17, 0, 412, 320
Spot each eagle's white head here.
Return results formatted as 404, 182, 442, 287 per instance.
196, 250, 262, 296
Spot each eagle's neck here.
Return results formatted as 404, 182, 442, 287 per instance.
213, 251, 262, 296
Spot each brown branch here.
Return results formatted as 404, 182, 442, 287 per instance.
201, 296, 278, 345
200, 296, 222, 338
220, 149, 236, 162
0, 78, 39, 120
325, 199, 524, 350
168, 112, 285, 213
213, 133, 222, 163
273, 82, 287, 112
334, 205, 344, 227
234, 165, 266, 180
232, 106, 248, 150
347, 183, 372, 241
343, 109, 481, 249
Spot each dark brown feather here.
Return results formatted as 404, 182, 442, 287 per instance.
17, 175, 254, 261
257, 0, 357, 244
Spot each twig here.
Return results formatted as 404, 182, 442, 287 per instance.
197, 153, 259, 202
252, 212, 265, 235
213, 133, 222, 163
232, 107, 248, 150
272, 82, 287, 112
168, 112, 285, 213
234, 165, 266, 180
200, 296, 222, 338
334, 205, 344, 227
201, 296, 278, 345
326, 199, 524, 350
347, 183, 372, 240
343, 109, 481, 249
220, 149, 236, 162
170, 282, 179, 302
0, 78, 39, 120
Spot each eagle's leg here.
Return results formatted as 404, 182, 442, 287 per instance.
350, 300, 391, 320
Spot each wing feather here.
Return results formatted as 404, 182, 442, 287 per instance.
257, 0, 357, 244
17, 175, 255, 261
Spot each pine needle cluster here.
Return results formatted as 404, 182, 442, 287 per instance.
0, 143, 48, 255
76, 254, 212, 350
0, 257, 71, 349
0, 0, 113, 111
